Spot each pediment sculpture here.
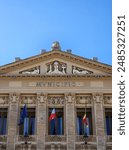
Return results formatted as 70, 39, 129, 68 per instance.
19, 66, 40, 75
72, 66, 93, 75
46, 61, 66, 75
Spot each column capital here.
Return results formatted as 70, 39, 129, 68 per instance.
65, 92, 75, 104
37, 93, 48, 104
9, 92, 20, 104
92, 92, 103, 103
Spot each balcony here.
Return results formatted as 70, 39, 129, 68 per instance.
0, 136, 7, 150
45, 135, 67, 142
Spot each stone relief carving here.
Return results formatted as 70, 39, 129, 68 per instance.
10, 93, 19, 103
48, 96, 64, 105
19, 66, 40, 75
72, 66, 93, 75
76, 95, 92, 104
65, 93, 75, 103
46, 61, 67, 75
104, 95, 112, 104
93, 93, 103, 103
21, 95, 36, 104
51, 41, 61, 51
37, 93, 47, 103
0, 95, 9, 105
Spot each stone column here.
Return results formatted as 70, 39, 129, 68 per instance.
93, 93, 106, 150
65, 93, 75, 150
7, 93, 19, 150
36, 93, 47, 150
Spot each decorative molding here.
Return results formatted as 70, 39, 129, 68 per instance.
92, 93, 103, 103
21, 95, 36, 104
0, 95, 9, 105
48, 95, 64, 106
10, 93, 19, 103
19, 66, 40, 75
46, 61, 67, 75
76, 95, 92, 105
37, 93, 47, 104
65, 93, 75, 103
72, 65, 93, 75
104, 95, 112, 105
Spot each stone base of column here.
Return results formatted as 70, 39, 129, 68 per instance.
97, 136, 106, 150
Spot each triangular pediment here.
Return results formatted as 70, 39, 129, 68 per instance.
0, 50, 112, 76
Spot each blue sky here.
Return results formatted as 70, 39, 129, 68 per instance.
0, 0, 112, 66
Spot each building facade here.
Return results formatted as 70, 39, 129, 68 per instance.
0, 42, 112, 150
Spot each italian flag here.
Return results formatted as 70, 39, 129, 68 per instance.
82, 113, 88, 127
49, 108, 56, 121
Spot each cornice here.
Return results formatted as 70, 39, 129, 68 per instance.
0, 50, 112, 74
0, 74, 112, 80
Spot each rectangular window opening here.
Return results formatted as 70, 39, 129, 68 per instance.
76, 108, 93, 136
19, 108, 35, 135
48, 108, 64, 135
105, 108, 112, 135
0, 108, 7, 135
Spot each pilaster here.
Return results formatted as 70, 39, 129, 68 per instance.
7, 93, 19, 150
36, 93, 47, 150
65, 93, 75, 150
93, 93, 106, 150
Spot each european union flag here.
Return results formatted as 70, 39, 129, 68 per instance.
18, 104, 28, 125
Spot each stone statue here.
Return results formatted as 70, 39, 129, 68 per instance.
47, 61, 66, 75
51, 41, 61, 51
21, 67, 40, 75
73, 66, 90, 75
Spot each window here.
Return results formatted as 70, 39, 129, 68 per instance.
76, 108, 92, 135
19, 108, 35, 135
0, 108, 7, 135
105, 108, 112, 135
48, 108, 64, 135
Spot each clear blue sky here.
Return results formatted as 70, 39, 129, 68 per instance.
0, 0, 112, 66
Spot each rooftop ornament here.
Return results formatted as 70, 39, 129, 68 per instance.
51, 41, 61, 51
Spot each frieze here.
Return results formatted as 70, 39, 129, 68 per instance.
37, 93, 47, 103
48, 96, 64, 105
29, 81, 83, 87
76, 95, 92, 104
104, 95, 112, 105
0, 95, 9, 105
21, 95, 36, 104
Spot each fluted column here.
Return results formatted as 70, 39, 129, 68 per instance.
93, 93, 106, 150
36, 93, 47, 150
7, 93, 19, 150
65, 93, 75, 150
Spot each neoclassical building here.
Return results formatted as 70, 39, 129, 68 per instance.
0, 42, 112, 150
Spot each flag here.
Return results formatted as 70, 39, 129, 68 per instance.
18, 104, 28, 125
82, 113, 88, 127
49, 108, 56, 121
24, 117, 29, 137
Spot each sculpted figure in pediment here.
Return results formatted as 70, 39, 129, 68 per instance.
19, 66, 40, 75
47, 61, 66, 75
72, 66, 93, 75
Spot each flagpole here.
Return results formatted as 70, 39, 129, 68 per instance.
24, 99, 29, 145
83, 99, 88, 145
